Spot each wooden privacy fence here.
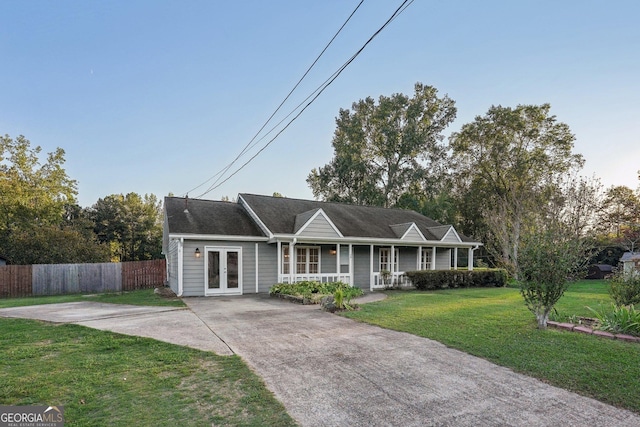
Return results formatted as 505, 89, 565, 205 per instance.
0, 265, 32, 298
0, 259, 166, 298
122, 260, 167, 291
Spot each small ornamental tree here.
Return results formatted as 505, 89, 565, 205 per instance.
518, 226, 588, 329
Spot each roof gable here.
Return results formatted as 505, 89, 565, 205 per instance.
389, 223, 426, 241
427, 225, 462, 243
294, 208, 343, 238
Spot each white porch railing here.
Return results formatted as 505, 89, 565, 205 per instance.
372, 272, 411, 289
279, 274, 351, 285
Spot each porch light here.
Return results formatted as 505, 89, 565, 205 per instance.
329, 247, 337, 255
195, 248, 201, 258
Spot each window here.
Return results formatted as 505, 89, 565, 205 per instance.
379, 248, 399, 272
421, 249, 432, 270
297, 247, 319, 274
282, 246, 290, 274
282, 246, 319, 274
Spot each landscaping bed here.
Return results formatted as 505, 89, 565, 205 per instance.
269, 281, 363, 310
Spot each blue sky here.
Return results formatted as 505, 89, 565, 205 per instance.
1, 1, 639, 207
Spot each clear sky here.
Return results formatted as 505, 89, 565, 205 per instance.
1, 1, 639, 207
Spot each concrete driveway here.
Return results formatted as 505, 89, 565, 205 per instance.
184, 295, 640, 427
2, 296, 639, 426
0, 301, 233, 355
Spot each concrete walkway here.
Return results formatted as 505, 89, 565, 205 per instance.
0, 301, 233, 355
1, 295, 639, 426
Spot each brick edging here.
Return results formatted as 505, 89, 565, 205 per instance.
547, 321, 640, 343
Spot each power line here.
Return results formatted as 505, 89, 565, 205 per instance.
184, 0, 365, 197
195, 0, 414, 198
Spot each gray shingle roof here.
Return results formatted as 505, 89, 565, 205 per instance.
164, 197, 265, 236
239, 193, 477, 242
621, 252, 640, 262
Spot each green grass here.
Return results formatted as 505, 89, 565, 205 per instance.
0, 288, 185, 309
0, 318, 297, 427
343, 280, 640, 413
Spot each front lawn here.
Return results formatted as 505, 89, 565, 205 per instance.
342, 280, 640, 413
0, 288, 185, 309
0, 318, 297, 427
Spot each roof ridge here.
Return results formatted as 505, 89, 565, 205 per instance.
239, 193, 419, 213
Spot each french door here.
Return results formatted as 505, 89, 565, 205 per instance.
205, 247, 242, 295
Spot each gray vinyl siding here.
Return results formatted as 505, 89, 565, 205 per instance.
257, 243, 277, 293
353, 245, 372, 290
441, 229, 460, 243
320, 245, 338, 274
297, 215, 340, 238
435, 248, 452, 270
399, 247, 418, 272
167, 238, 179, 294
181, 240, 262, 296
182, 240, 203, 296
403, 228, 424, 241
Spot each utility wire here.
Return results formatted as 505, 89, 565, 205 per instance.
184, 0, 365, 197
195, 0, 414, 198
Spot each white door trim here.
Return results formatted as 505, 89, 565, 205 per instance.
204, 246, 243, 296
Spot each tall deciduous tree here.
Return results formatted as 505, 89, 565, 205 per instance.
307, 83, 456, 208
0, 134, 77, 233
0, 134, 107, 264
449, 104, 584, 274
89, 193, 163, 262
599, 185, 640, 236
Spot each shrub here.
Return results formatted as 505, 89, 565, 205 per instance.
517, 227, 589, 329
404, 269, 507, 291
608, 270, 640, 307
587, 304, 640, 336
269, 281, 363, 304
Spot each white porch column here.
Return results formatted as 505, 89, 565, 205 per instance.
468, 247, 474, 271
177, 238, 184, 296
349, 244, 353, 286
289, 241, 295, 282
277, 240, 282, 282
369, 244, 374, 291
390, 245, 395, 282
336, 244, 341, 279
454, 248, 458, 270
255, 243, 259, 293
431, 246, 437, 270
417, 246, 422, 270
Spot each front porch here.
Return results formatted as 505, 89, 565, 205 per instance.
276, 241, 477, 291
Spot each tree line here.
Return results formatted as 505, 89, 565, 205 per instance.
3, 82, 638, 275
308, 82, 640, 275
0, 134, 163, 265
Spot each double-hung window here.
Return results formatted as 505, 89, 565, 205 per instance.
283, 246, 319, 275
282, 246, 290, 274
379, 248, 399, 272
421, 249, 432, 270
297, 247, 319, 274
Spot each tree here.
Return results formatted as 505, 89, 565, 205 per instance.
307, 83, 456, 208
8, 225, 109, 265
89, 193, 163, 262
547, 174, 603, 239
449, 104, 584, 275
0, 135, 107, 264
518, 224, 589, 329
0, 134, 77, 232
